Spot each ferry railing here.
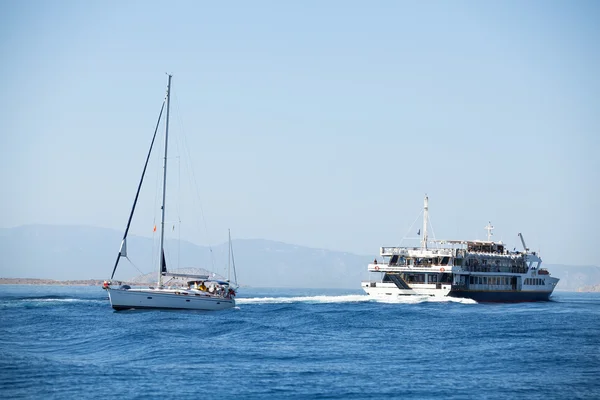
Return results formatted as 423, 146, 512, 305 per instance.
368, 264, 453, 272
380, 247, 454, 256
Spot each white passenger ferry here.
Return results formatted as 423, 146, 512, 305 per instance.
362, 196, 559, 302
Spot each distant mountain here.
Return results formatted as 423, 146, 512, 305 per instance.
0, 225, 598, 290
0, 225, 371, 289
543, 264, 600, 292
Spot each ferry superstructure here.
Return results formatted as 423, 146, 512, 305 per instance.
361, 196, 559, 302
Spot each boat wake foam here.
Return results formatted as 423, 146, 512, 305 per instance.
15, 297, 106, 304
374, 295, 478, 305
237, 294, 477, 305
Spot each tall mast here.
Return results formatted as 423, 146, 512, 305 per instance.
228, 229, 231, 282
157, 74, 172, 287
421, 195, 428, 250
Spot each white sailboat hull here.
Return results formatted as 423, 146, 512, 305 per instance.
108, 288, 235, 311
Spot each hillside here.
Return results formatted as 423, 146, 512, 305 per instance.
0, 225, 598, 291
0, 225, 370, 289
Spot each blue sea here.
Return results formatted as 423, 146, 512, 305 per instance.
1, 286, 599, 399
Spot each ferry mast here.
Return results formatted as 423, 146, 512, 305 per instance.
422, 195, 428, 250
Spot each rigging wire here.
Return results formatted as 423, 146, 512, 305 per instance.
399, 208, 424, 245
173, 91, 218, 273
428, 215, 439, 248
177, 154, 182, 271
125, 257, 145, 277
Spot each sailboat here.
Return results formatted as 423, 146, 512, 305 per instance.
103, 75, 238, 311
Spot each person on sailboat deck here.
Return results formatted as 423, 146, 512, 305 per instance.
199, 281, 207, 291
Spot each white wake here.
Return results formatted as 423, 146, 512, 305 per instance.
236, 294, 477, 305
374, 295, 477, 305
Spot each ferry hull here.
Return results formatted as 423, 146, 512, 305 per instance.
108, 288, 235, 311
362, 282, 557, 302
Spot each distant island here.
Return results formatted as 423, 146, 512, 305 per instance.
0, 278, 108, 286
578, 284, 600, 293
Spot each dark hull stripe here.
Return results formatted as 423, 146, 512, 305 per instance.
449, 290, 554, 302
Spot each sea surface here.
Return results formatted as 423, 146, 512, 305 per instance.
0, 286, 599, 399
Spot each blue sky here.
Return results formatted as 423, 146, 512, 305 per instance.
1, 1, 598, 265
